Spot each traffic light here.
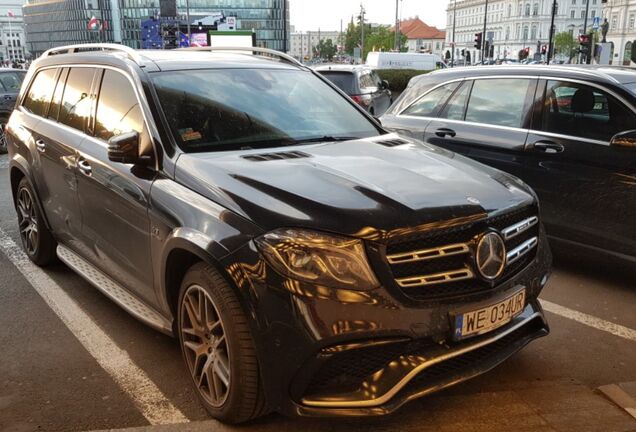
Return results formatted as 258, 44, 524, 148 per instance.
474, 32, 482, 50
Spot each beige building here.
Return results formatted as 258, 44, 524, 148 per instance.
603, 0, 636, 65
289, 30, 341, 60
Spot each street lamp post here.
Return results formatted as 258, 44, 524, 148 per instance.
481, 0, 489, 63
394, 0, 400, 51
547, 0, 557, 65
451, 0, 457, 67
360, 4, 366, 62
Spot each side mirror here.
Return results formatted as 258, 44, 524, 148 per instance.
382, 79, 390, 89
108, 131, 142, 164
610, 130, 636, 148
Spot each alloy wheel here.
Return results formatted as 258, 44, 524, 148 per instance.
17, 186, 38, 255
180, 284, 231, 407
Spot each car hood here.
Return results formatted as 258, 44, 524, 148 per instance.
174, 135, 536, 240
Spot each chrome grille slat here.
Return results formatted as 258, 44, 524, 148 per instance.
395, 268, 474, 288
386, 243, 470, 264
506, 237, 538, 265
502, 216, 539, 240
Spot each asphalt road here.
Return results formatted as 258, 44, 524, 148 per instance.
1, 153, 635, 432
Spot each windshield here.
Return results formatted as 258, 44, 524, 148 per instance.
318, 71, 356, 94
151, 68, 380, 152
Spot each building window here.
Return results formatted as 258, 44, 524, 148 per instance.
531, 26, 537, 40
581, 10, 586, 18
630, 15, 635, 29
523, 25, 529, 39
612, 15, 618, 29
533, 3, 539, 15
508, 4, 512, 16
591, 10, 596, 18
571, 10, 575, 18
525, 3, 531, 15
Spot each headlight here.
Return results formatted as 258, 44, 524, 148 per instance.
255, 228, 379, 291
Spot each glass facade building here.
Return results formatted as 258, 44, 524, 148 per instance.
24, 0, 289, 56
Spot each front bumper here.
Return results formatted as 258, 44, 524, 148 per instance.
221, 225, 551, 417
295, 300, 548, 417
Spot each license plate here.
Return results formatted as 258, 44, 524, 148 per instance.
453, 289, 526, 340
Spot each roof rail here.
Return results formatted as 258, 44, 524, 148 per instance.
41, 43, 141, 63
178, 46, 305, 68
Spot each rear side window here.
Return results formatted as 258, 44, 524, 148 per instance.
59, 68, 96, 132
23, 68, 57, 117
402, 82, 459, 117
94, 70, 145, 141
464, 78, 534, 128
320, 72, 356, 94
542, 80, 636, 142
48, 68, 69, 121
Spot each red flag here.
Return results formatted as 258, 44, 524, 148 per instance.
7, 11, 14, 17
88, 16, 99, 30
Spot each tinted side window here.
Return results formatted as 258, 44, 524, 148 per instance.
402, 82, 459, 117
95, 70, 145, 141
22, 68, 57, 117
59, 68, 96, 132
465, 78, 534, 128
48, 68, 69, 121
542, 80, 636, 142
359, 73, 376, 93
440, 81, 472, 120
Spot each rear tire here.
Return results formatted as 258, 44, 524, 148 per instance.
177, 262, 266, 423
15, 177, 57, 265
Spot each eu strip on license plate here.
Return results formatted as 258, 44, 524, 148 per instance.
454, 289, 526, 340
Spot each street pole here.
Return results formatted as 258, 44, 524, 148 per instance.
451, 0, 457, 67
582, 0, 591, 63
360, 4, 365, 62
185, 0, 191, 39
547, 0, 557, 65
394, 0, 399, 51
481, 0, 489, 63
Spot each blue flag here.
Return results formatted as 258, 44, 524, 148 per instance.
178, 32, 190, 48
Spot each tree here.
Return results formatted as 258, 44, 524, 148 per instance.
315, 39, 337, 61
344, 22, 406, 60
554, 31, 577, 61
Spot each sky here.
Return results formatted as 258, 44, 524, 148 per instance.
289, 0, 448, 33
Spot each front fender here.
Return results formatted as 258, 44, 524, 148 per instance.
9, 155, 53, 231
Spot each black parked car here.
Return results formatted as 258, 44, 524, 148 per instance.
0, 69, 26, 154
381, 66, 636, 264
314, 64, 393, 116
7, 45, 550, 423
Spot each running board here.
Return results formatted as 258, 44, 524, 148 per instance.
56, 245, 173, 335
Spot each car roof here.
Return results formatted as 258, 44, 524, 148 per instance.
425, 64, 636, 86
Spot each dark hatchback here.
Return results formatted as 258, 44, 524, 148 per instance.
8, 45, 550, 423
0, 69, 27, 154
381, 66, 636, 264
314, 64, 393, 116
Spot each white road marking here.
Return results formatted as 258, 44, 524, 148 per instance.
0, 227, 189, 425
0, 154, 8, 169
542, 299, 636, 343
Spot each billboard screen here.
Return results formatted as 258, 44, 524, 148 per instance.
191, 33, 208, 47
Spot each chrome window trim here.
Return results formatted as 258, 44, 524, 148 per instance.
396, 115, 530, 134
527, 129, 609, 146
19, 63, 160, 170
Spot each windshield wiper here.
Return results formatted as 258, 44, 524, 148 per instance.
292, 136, 359, 145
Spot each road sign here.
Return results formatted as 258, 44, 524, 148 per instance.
592, 16, 601, 30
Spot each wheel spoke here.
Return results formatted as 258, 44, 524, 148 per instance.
213, 354, 230, 387
184, 296, 201, 329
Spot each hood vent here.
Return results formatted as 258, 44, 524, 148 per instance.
242, 151, 310, 162
376, 138, 409, 147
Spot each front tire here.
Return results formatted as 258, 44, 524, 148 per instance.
15, 177, 56, 265
177, 262, 266, 423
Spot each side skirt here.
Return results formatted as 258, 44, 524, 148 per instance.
56, 244, 173, 335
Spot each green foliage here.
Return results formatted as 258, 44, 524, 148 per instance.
554, 31, 577, 60
314, 39, 337, 61
376, 69, 430, 92
344, 22, 407, 60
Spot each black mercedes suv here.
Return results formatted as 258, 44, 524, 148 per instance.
7, 44, 551, 423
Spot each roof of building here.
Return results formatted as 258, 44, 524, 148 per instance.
398, 17, 446, 40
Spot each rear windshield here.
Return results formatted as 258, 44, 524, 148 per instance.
318, 71, 356, 94
151, 68, 379, 153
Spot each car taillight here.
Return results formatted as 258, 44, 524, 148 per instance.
351, 94, 371, 106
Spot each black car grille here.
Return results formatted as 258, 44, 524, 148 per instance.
385, 206, 539, 301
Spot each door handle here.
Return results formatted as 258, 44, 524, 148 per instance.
35, 139, 46, 153
435, 128, 456, 138
530, 140, 564, 153
77, 159, 92, 176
